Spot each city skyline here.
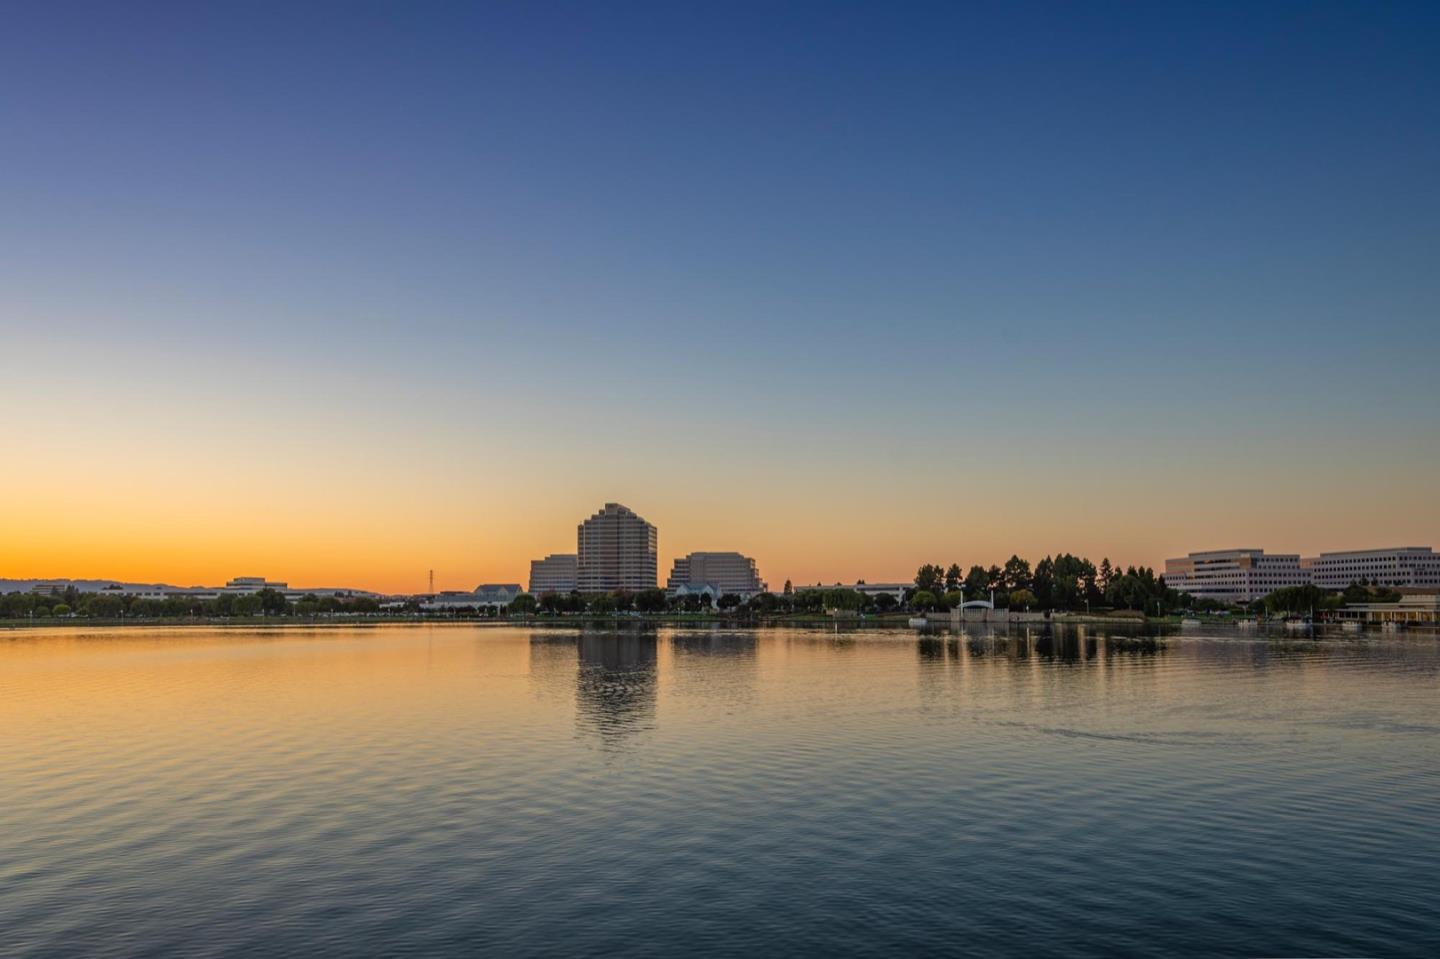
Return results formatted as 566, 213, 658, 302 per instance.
4, 2, 1438, 593
5, 5, 1439, 955
4, 499, 1437, 598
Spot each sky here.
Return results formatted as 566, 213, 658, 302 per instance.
2, 0, 1438, 593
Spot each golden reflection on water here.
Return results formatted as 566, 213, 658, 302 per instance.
0, 623, 1393, 754
3, 623, 1438, 957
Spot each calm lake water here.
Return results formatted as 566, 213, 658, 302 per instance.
2, 624, 1437, 957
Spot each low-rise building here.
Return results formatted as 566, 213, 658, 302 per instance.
1335, 593, 1440, 626
473, 584, 524, 606
1301, 547, 1440, 590
529, 554, 578, 595
847, 582, 910, 602
224, 576, 288, 592
422, 584, 522, 611
98, 577, 377, 604
1163, 549, 1308, 604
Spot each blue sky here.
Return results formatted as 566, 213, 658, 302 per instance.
3, 1, 1438, 588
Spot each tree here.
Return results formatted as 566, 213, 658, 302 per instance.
746, 592, 780, 614
1008, 588, 1038, 610
942, 590, 963, 609
51, 603, 71, 616
914, 564, 944, 595
718, 593, 742, 610
257, 588, 289, 616
1032, 556, 1057, 608
873, 593, 898, 613
1098, 557, 1114, 593
634, 588, 668, 613
783, 579, 793, 595
81, 594, 125, 618
508, 593, 538, 615
794, 590, 825, 613
821, 588, 864, 611
1002, 555, 1032, 592
1264, 584, 1337, 615
1342, 581, 1400, 605
944, 564, 963, 593
910, 590, 938, 611
963, 565, 989, 597
1104, 566, 1181, 615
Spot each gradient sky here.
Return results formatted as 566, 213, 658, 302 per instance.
3, 1, 1438, 593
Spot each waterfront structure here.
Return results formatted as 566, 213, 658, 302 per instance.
528, 554, 578, 595
1163, 549, 1308, 604
1334, 593, 1440, 626
666, 552, 766, 598
1302, 547, 1440, 590
577, 503, 657, 593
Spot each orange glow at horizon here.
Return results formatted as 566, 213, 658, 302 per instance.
5, 353, 1436, 594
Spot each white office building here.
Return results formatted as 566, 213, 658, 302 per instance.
1301, 547, 1440, 590
1163, 549, 1308, 604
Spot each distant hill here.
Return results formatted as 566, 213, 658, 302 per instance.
0, 578, 188, 594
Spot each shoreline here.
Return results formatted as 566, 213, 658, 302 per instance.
3, 613, 1433, 635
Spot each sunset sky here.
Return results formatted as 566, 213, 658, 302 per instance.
3, 1, 1438, 593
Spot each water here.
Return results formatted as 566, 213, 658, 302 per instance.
2, 624, 1436, 957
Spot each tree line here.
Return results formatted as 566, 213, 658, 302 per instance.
911, 555, 1182, 613
1260, 580, 1402, 615
1, 588, 383, 620
6, 573, 1403, 623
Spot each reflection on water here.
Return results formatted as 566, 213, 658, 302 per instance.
2, 623, 1438, 957
576, 629, 658, 749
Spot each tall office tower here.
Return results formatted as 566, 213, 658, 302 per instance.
577, 503, 658, 593
1163, 549, 1307, 604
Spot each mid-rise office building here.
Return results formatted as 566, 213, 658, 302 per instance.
666, 552, 766, 598
529, 554, 578, 595
577, 503, 657, 593
1163, 549, 1308, 604
1301, 547, 1440, 590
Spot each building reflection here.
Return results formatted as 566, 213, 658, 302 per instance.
575, 628, 658, 749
